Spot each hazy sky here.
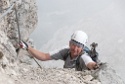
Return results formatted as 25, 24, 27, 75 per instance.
31, 0, 117, 49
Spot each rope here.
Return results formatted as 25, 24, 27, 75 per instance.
33, 58, 42, 69
14, 6, 21, 43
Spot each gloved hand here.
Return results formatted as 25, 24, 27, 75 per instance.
19, 41, 28, 50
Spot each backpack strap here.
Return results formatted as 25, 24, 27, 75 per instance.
75, 51, 87, 71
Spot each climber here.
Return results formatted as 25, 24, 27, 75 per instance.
19, 30, 98, 71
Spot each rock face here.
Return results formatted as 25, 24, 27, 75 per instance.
0, 0, 37, 83
0, 0, 37, 64
0, 0, 124, 84
0, 0, 37, 48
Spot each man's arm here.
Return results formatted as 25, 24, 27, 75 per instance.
27, 46, 51, 61
82, 54, 98, 70
86, 62, 97, 70
19, 41, 69, 61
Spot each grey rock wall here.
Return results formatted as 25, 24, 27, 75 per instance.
0, 0, 37, 48
0, 0, 37, 76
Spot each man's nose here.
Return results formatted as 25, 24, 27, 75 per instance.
74, 45, 78, 51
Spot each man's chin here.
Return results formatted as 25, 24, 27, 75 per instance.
72, 53, 78, 57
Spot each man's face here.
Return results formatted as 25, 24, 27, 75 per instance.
69, 41, 83, 58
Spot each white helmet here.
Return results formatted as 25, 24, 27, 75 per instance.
71, 30, 88, 45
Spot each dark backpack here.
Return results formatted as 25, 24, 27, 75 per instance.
84, 42, 99, 63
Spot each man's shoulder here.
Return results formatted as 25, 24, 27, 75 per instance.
81, 53, 92, 60
80, 53, 94, 65
50, 46, 70, 60
59, 47, 70, 55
